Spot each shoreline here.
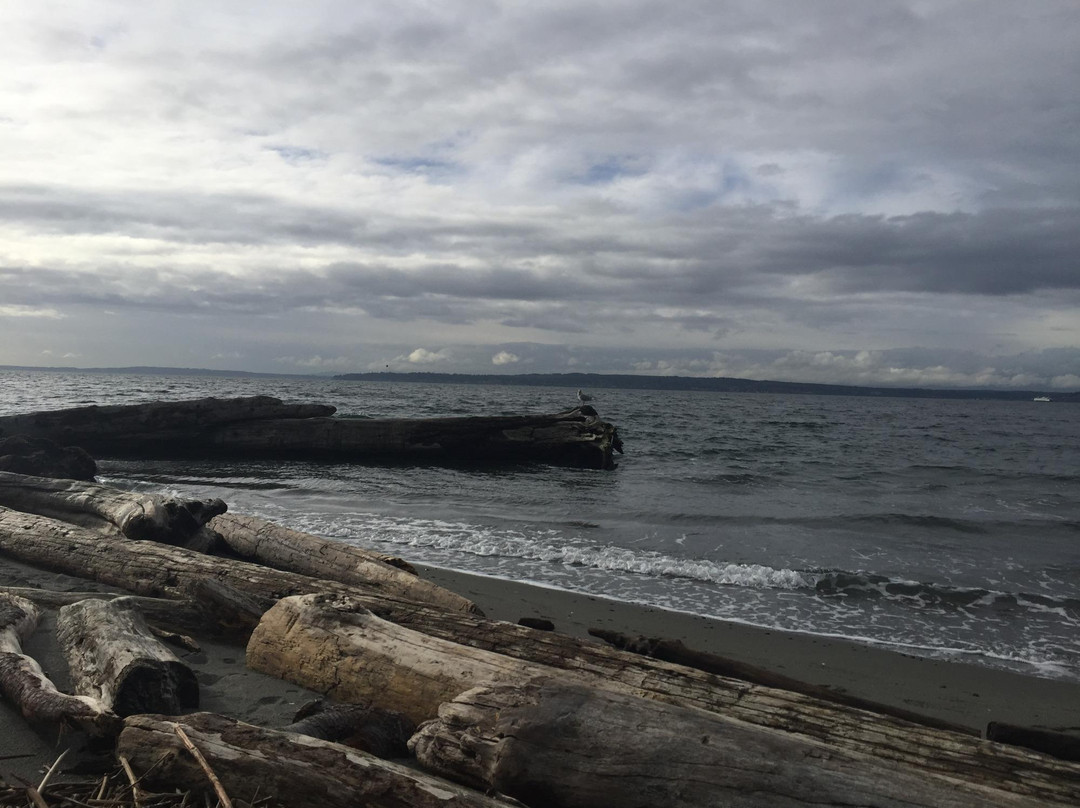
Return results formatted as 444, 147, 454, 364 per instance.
416, 562, 1080, 735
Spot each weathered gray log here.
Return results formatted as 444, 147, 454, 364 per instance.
3, 508, 1078, 805
210, 513, 477, 613
247, 594, 556, 725
248, 593, 1080, 807
589, 627, 973, 735
118, 712, 517, 808
0, 397, 621, 469
0, 471, 226, 547
0, 435, 96, 480
56, 598, 198, 716
0, 593, 118, 733
411, 679, 1054, 808
284, 700, 415, 758
0, 395, 336, 451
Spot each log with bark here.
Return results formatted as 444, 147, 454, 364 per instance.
0, 396, 622, 469
0, 470, 226, 548
209, 512, 476, 613
0, 593, 119, 733
117, 712, 518, 808
3, 509, 1078, 805
56, 598, 199, 717
410, 678, 1058, 808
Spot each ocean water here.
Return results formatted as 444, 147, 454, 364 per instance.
2, 369, 1078, 681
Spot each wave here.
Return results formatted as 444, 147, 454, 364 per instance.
812, 571, 1080, 621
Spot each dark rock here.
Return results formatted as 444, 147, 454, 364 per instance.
0, 436, 97, 480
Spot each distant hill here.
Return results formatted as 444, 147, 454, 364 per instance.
334, 371, 1079, 402
2, 364, 1075, 402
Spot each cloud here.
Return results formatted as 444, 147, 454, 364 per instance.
0, 304, 63, 319
491, 350, 519, 366
0, 2, 1078, 384
405, 348, 451, 364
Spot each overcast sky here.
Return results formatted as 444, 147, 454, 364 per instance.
2, 1, 1078, 388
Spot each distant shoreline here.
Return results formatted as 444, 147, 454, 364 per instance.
2, 364, 1076, 402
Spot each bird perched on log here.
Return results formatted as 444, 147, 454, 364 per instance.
577, 389, 594, 406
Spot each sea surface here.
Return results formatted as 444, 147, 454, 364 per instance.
2, 369, 1078, 681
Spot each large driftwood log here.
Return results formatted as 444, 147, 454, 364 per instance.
210, 406, 622, 469
0, 397, 621, 469
0, 593, 118, 733
2, 509, 1077, 805
56, 598, 198, 716
118, 712, 517, 808
0, 395, 335, 450
209, 513, 477, 613
248, 593, 1080, 807
247, 594, 555, 725
411, 679, 1055, 808
0, 471, 226, 546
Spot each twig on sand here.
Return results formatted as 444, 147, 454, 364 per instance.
173, 725, 233, 808
119, 754, 144, 808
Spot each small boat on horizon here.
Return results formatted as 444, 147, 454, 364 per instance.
1033, 395, 1051, 402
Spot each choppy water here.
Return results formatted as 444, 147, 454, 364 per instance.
2, 369, 1078, 680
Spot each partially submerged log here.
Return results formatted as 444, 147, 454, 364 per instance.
56, 598, 198, 716
118, 712, 517, 808
0, 471, 226, 547
0, 395, 335, 451
411, 679, 1054, 808
0, 397, 622, 469
210, 513, 476, 613
0, 593, 118, 733
210, 406, 622, 469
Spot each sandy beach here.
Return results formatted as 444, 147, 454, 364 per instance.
4, 553, 1080, 789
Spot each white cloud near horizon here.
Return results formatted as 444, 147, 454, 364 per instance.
1, 1, 1078, 389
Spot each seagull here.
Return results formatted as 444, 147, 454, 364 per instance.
576, 389, 594, 405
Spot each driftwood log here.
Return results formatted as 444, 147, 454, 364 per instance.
0, 395, 335, 450
246, 593, 1080, 806
56, 598, 199, 716
0, 396, 622, 469
0, 471, 226, 547
0, 593, 118, 733
411, 679, 1054, 808
247, 594, 559, 725
2, 509, 1077, 805
118, 712, 517, 808
209, 512, 476, 613
589, 627, 971, 735
0, 507, 475, 618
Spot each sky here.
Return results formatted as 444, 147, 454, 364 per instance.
2, 1, 1079, 389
